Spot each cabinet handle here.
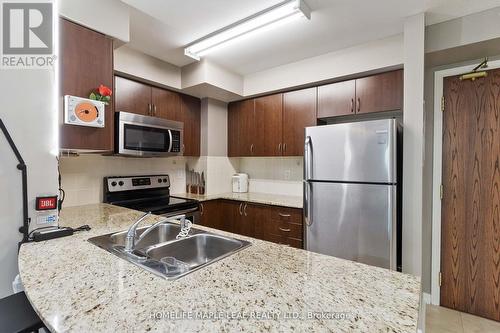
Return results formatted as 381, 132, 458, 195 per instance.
153, 104, 157, 116
250, 144, 254, 153
279, 227, 291, 232
278, 143, 282, 153
351, 98, 354, 113
148, 103, 152, 116
357, 97, 361, 113
239, 203, 243, 216
278, 213, 291, 217
244, 203, 248, 216
182, 144, 185, 153
283, 143, 287, 152
200, 203, 204, 215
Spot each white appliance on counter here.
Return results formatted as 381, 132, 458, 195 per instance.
232, 173, 249, 193
304, 119, 402, 271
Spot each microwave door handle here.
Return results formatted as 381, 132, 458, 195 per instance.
168, 130, 173, 152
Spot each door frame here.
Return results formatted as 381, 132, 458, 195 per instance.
431, 59, 500, 305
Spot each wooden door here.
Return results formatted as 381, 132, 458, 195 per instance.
115, 76, 152, 116
254, 94, 283, 156
180, 94, 201, 156
151, 87, 181, 120
440, 69, 500, 321
60, 18, 114, 151
355, 70, 403, 114
317, 80, 355, 118
283, 88, 317, 156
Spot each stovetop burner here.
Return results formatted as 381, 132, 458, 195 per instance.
103, 174, 198, 216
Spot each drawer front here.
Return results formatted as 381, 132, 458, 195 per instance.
265, 219, 303, 239
269, 206, 302, 224
266, 233, 303, 249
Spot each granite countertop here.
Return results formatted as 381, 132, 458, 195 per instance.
19, 204, 420, 332
174, 192, 303, 209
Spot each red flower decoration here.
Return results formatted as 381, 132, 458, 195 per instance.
98, 84, 112, 97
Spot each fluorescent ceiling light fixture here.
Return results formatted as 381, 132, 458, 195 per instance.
184, 0, 311, 60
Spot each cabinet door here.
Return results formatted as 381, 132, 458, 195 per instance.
255, 94, 283, 156
219, 200, 242, 233
180, 94, 201, 156
115, 76, 152, 116
199, 200, 221, 229
151, 87, 181, 120
355, 70, 403, 114
317, 80, 355, 118
283, 88, 317, 156
60, 18, 114, 151
228, 99, 255, 156
227, 102, 240, 157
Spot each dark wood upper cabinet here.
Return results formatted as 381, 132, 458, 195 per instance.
255, 94, 283, 156
228, 99, 255, 157
180, 94, 201, 156
283, 87, 317, 156
114, 76, 152, 116
317, 80, 355, 118
152, 87, 181, 120
60, 18, 114, 151
356, 70, 403, 114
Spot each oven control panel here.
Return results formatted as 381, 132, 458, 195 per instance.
106, 175, 171, 192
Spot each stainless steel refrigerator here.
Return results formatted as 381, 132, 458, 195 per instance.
304, 119, 402, 270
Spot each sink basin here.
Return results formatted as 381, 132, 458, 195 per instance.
88, 221, 251, 280
146, 234, 249, 268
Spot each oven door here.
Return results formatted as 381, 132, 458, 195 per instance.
116, 112, 183, 157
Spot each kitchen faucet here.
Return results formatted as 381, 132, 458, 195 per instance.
124, 212, 191, 252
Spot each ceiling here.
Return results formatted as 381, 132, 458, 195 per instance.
121, 0, 500, 75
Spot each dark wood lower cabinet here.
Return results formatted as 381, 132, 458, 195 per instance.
198, 199, 303, 249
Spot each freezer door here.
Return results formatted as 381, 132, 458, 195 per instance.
305, 182, 396, 270
304, 119, 397, 183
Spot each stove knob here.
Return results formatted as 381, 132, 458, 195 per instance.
163, 178, 168, 183
118, 181, 124, 186
111, 181, 117, 187
158, 179, 162, 183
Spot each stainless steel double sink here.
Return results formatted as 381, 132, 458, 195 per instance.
88, 222, 251, 280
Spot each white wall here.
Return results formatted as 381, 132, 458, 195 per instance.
182, 60, 243, 95
0, 50, 59, 298
243, 34, 404, 96
402, 14, 425, 277
59, 155, 186, 207
114, 46, 182, 89
59, 0, 130, 42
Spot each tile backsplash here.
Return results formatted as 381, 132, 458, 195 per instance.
59, 155, 304, 208
59, 155, 186, 207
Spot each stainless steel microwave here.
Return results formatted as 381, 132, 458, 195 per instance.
115, 112, 183, 157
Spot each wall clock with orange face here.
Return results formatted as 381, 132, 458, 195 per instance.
64, 95, 105, 128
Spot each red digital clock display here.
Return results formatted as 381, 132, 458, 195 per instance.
36, 196, 58, 211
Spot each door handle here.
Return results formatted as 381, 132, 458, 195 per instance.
357, 97, 361, 113
351, 98, 354, 113
278, 143, 282, 153
250, 144, 254, 153
278, 213, 291, 218
243, 203, 248, 216
200, 203, 204, 215
283, 143, 287, 152
153, 104, 157, 116
238, 203, 243, 216
148, 103, 152, 116
279, 227, 291, 232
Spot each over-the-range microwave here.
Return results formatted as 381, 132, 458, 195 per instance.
115, 111, 183, 157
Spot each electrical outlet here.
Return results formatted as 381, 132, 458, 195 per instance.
284, 170, 291, 180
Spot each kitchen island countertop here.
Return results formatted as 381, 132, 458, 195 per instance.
19, 203, 420, 332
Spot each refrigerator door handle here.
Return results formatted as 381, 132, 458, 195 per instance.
304, 136, 313, 226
